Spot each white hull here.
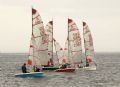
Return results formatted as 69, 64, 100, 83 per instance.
78, 66, 96, 71
83, 66, 96, 71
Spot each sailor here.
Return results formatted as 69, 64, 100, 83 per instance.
60, 64, 66, 69
86, 60, 89, 67
35, 67, 40, 72
63, 63, 67, 68
86, 56, 92, 67
22, 63, 28, 73
60, 63, 70, 69
33, 65, 41, 72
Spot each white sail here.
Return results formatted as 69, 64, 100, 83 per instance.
27, 8, 48, 66
45, 21, 53, 65
27, 35, 35, 66
54, 39, 67, 65
68, 18, 83, 65
83, 22, 95, 65
63, 39, 69, 63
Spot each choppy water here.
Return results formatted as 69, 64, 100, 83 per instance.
0, 53, 120, 87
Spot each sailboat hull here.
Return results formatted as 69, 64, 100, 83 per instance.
55, 68, 75, 72
77, 66, 96, 71
42, 67, 59, 70
15, 72, 45, 78
83, 66, 96, 71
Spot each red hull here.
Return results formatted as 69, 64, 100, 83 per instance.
55, 68, 75, 72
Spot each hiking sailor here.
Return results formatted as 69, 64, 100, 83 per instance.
22, 63, 28, 73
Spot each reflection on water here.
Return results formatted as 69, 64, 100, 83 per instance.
0, 53, 120, 87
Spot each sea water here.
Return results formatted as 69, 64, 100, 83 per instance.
0, 53, 120, 87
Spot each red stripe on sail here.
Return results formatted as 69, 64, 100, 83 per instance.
50, 58, 53, 65
30, 45, 33, 48
86, 56, 92, 63
28, 59, 32, 65
64, 48, 68, 50
32, 8, 37, 15
49, 21, 53, 25
68, 18, 72, 24
83, 22, 86, 26
85, 48, 89, 50
62, 58, 67, 63
47, 58, 53, 65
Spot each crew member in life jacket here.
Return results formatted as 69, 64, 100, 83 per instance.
22, 63, 28, 73
60, 63, 71, 69
86, 60, 89, 67
33, 65, 41, 72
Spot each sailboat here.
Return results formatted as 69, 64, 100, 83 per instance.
42, 21, 59, 70
82, 22, 96, 70
55, 18, 81, 72
63, 19, 97, 71
15, 8, 47, 77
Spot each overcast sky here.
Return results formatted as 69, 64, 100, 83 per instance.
0, 0, 120, 53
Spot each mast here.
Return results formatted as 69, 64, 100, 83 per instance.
68, 18, 70, 64
30, 6, 33, 34
52, 19, 53, 65
31, 7, 34, 66
68, 18, 72, 65
68, 18, 73, 65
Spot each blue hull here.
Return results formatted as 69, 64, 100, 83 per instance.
15, 72, 45, 78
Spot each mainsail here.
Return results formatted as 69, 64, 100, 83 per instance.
45, 21, 53, 65
68, 18, 83, 65
27, 8, 48, 67
83, 22, 95, 65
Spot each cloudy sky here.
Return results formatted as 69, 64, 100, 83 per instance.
0, 0, 120, 53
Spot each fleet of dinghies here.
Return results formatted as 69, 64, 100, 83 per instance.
15, 8, 97, 77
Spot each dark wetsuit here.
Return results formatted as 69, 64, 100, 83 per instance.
60, 63, 69, 69
22, 65, 27, 73
86, 61, 89, 67
35, 68, 40, 72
